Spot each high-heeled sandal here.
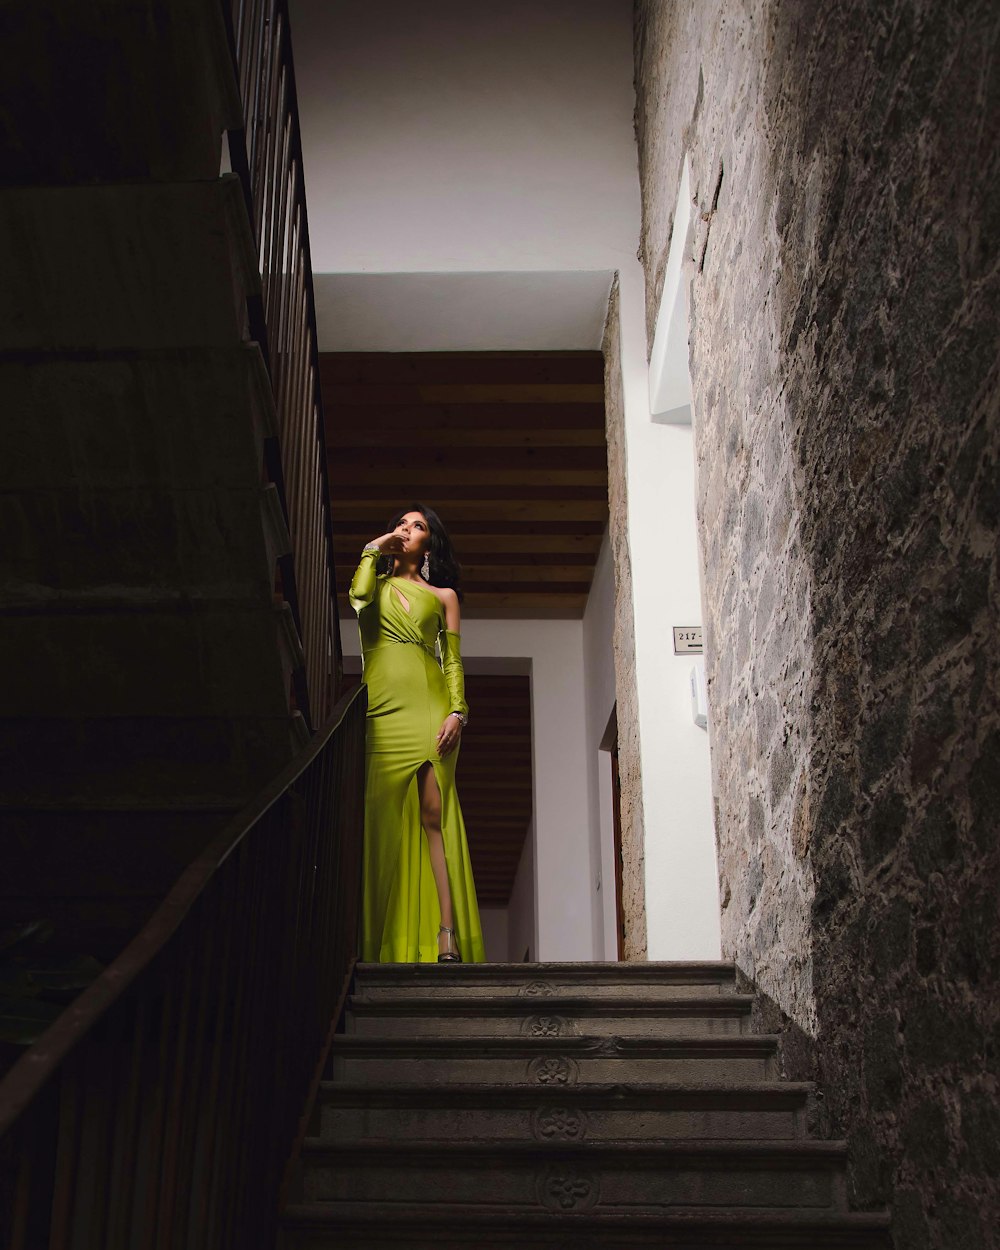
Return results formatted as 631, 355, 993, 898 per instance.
437, 924, 462, 963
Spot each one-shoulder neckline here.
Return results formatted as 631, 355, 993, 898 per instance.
385, 576, 444, 617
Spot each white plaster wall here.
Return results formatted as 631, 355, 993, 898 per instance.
289, 0, 639, 350
340, 617, 593, 960
311, 271, 614, 353
615, 260, 722, 960
289, 0, 639, 276
582, 529, 618, 959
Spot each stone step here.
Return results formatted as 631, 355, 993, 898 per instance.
317, 1080, 813, 1143
344, 994, 755, 1039
280, 1202, 892, 1248
352, 960, 739, 1000
297, 1139, 850, 1212
329, 1034, 779, 1086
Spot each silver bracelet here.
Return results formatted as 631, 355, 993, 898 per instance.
361, 543, 381, 555
449, 711, 468, 728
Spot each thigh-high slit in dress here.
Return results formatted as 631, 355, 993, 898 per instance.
350, 550, 485, 963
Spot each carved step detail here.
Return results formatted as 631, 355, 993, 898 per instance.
281, 963, 891, 1248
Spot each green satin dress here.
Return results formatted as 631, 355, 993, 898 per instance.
350, 550, 485, 963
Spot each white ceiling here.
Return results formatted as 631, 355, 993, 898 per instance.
289, 0, 639, 351
313, 270, 615, 352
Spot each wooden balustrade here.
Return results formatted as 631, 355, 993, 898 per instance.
0, 685, 367, 1248
228, 0, 340, 726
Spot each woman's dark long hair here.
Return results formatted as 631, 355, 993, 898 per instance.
381, 502, 463, 602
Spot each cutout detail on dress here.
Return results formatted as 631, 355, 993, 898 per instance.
390, 583, 411, 613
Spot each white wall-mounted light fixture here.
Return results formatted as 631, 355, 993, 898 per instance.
690, 659, 708, 730
648, 155, 694, 425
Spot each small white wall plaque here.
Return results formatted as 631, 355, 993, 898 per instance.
673, 626, 703, 655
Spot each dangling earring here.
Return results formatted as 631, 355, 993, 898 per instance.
421, 551, 431, 580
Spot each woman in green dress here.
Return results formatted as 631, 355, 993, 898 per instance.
350, 504, 485, 964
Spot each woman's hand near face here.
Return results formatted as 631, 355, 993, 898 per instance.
436, 714, 463, 757
372, 532, 406, 555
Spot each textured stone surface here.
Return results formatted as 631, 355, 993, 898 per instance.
602, 278, 648, 960
633, 0, 1000, 1244
286, 962, 893, 1246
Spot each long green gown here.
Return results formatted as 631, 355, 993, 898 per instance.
350, 549, 485, 963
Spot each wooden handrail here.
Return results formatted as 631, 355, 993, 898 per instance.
0, 684, 368, 1247
0, 686, 364, 1136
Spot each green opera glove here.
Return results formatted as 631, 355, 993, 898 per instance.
439, 628, 469, 720
349, 548, 380, 613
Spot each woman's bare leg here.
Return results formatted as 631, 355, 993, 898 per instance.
417, 762, 455, 955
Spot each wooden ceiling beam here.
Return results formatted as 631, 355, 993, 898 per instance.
334, 533, 602, 554
462, 580, 593, 595
320, 351, 603, 386
332, 501, 608, 522
321, 351, 607, 623
457, 564, 597, 583
336, 520, 606, 536
465, 596, 587, 615
338, 595, 590, 619
335, 550, 597, 571
332, 475, 605, 495
366, 599, 569, 618
329, 427, 607, 449
326, 383, 604, 406
329, 445, 608, 470
326, 403, 604, 430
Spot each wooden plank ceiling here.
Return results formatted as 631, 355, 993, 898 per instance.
340, 671, 532, 907
322, 351, 608, 618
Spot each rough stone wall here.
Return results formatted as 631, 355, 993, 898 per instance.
602, 277, 648, 961
636, 0, 817, 1035
634, 1, 1000, 1244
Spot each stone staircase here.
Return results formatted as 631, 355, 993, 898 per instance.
280, 962, 891, 1248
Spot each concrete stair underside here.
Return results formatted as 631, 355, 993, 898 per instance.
279, 962, 891, 1248
0, 168, 300, 956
